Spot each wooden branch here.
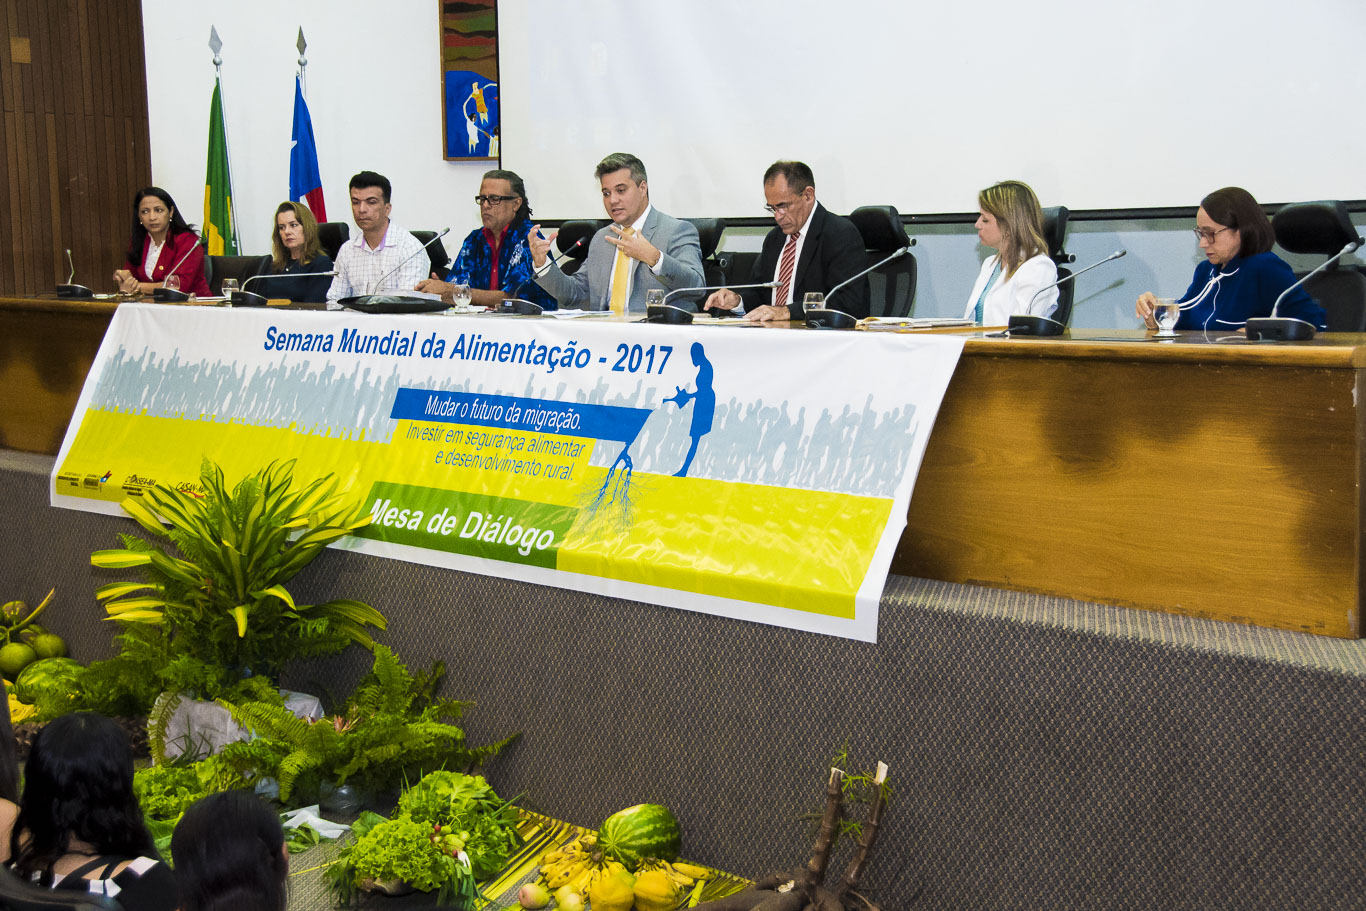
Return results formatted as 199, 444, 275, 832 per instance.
837, 761, 888, 897
804, 767, 844, 895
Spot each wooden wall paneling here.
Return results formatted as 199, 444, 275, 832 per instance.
0, 0, 150, 295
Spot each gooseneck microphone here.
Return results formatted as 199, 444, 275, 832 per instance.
807, 244, 914, 329
1245, 239, 1361, 341
367, 228, 451, 296
233, 269, 339, 307
1004, 249, 1128, 337
501, 237, 588, 315
152, 241, 206, 301
647, 282, 781, 324
56, 248, 93, 298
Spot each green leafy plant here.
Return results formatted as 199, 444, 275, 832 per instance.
217, 645, 517, 801
395, 772, 522, 880
325, 772, 522, 909
89, 458, 386, 697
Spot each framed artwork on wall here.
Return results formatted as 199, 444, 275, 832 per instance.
440, 0, 500, 161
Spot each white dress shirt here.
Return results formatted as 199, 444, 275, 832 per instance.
326, 221, 430, 300
770, 201, 819, 308
963, 252, 1059, 325
604, 205, 665, 305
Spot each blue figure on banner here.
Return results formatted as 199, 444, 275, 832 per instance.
663, 342, 714, 478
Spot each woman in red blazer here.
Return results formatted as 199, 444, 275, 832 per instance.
113, 187, 210, 296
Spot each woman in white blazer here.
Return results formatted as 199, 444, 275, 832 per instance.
963, 180, 1058, 325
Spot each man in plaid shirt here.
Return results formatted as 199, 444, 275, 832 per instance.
326, 170, 430, 304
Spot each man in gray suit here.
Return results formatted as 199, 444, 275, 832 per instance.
528, 152, 704, 313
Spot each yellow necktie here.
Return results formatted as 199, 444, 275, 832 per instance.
608, 226, 637, 316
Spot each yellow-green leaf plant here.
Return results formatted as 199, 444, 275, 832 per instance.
91, 458, 386, 697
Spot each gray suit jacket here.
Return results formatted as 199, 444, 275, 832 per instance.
536, 207, 705, 312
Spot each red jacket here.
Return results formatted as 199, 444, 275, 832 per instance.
127, 231, 210, 296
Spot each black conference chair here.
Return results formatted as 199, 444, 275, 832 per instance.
208, 254, 269, 295
411, 230, 450, 280
0, 866, 116, 911
317, 222, 350, 261
555, 220, 604, 276
1041, 206, 1075, 326
685, 217, 726, 288
1272, 200, 1366, 332
847, 205, 916, 317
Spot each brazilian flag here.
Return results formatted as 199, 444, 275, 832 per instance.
203, 78, 237, 255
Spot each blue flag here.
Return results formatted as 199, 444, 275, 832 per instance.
289, 76, 326, 220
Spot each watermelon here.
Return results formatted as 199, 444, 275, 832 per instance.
596, 804, 681, 868
14, 657, 81, 706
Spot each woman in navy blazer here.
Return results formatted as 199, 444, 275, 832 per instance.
113, 187, 210, 296
1136, 187, 1325, 332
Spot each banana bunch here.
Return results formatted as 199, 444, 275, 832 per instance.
635, 859, 711, 888
537, 838, 638, 908
538, 838, 595, 893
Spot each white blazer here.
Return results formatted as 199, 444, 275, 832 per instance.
963, 252, 1059, 325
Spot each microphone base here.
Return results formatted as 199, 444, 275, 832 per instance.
231, 290, 270, 307
1245, 317, 1317, 341
152, 288, 191, 302
497, 298, 544, 316
804, 307, 859, 330
55, 284, 94, 299
1006, 315, 1066, 336
646, 304, 695, 325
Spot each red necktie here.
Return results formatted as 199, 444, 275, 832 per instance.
774, 233, 798, 307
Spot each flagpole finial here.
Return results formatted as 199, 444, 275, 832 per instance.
208, 25, 223, 68
296, 28, 308, 69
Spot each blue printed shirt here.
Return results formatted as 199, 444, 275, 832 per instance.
446, 217, 555, 309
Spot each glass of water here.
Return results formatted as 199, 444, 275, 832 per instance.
451, 283, 472, 311
645, 289, 666, 309
163, 274, 180, 293
803, 292, 826, 311
221, 278, 239, 298
1153, 298, 1180, 337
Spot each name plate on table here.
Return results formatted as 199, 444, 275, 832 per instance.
50, 304, 965, 642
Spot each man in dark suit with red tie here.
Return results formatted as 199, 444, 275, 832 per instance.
705, 161, 869, 321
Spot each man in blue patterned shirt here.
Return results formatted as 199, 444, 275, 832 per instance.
416, 170, 555, 309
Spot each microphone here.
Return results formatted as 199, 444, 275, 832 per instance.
152, 241, 206, 301
807, 245, 914, 330
500, 237, 587, 315
366, 228, 451, 296
233, 269, 338, 307
1004, 249, 1128, 337
1245, 239, 1361, 341
56, 248, 93, 298
647, 282, 780, 324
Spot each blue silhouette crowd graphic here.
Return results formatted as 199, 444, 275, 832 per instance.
89, 341, 918, 500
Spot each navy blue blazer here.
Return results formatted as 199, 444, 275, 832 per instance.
1176, 251, 1326, 330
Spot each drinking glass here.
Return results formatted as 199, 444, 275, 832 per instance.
163, 274, 180, 293
803, 292, 826, 311
645, 289, 666, 309
1153, 298, 1179, 337
221, 278, 239, 298
451, 283, 472, 311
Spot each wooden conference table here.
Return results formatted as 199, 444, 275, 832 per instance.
2, 295, 1361, 637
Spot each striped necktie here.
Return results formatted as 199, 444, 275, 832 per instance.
774, 232, 799, 307
608, 226, 637, 315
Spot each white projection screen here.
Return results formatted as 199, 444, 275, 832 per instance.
498, 0, 1366, 219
